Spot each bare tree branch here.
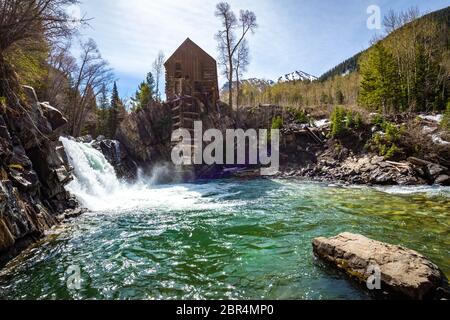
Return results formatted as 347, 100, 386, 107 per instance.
215, 2, 257, 110
152, 50, 165, 101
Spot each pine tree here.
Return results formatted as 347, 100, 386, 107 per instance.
131, 72, 156, 111
359, 43, 402, 113
108, 82, 121, 138
146, 72, 156, 98
97, 84, 110, 137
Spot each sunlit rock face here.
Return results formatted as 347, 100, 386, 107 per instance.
0, 87, 76, 266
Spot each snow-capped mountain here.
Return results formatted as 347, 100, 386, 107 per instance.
278, 70, 318, 83
221, 78, 275, 93
221, 71, 318, 93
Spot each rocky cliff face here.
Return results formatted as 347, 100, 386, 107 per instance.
116, 100, 236, 180
0, 86, 76, 266
277, 120, 450, 186
117, 102, 173, 168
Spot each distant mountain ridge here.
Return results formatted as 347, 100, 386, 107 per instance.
278, 70, 318, 82
221, 70, 318, 93
221, 78, 275, 93
318, 52, 363, 82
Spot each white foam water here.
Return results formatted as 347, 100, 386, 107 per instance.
60, 137, 238, 212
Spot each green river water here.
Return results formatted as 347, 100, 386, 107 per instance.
0, 179, 449, 300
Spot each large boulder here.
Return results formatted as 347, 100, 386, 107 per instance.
312, 233, 448, 300
26, 140, 73, 200
435, 174, 450, 186
40, 102, 68, 134
408, 157, 450, 184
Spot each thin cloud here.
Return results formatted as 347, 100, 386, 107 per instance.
76, 0, 448, 97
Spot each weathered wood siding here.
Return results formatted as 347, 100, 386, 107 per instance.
165, 38, 219, 105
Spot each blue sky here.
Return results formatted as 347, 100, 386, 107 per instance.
74, 0, 449, 100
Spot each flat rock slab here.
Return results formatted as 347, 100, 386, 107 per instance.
312, 232, 448, 299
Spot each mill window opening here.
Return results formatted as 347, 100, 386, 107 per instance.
175, 62, 182, 78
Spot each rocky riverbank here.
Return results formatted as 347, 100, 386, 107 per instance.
278, 154, 449, 186
0, 87, 77, 267
251, 106, 450, 186
108, 101, 450, 186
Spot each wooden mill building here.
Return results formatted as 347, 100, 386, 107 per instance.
164, 38, 219, 107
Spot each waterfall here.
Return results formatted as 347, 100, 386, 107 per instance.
60, 137, 122, 210
59, 137, 228, 212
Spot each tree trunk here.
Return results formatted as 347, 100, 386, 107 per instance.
236, 69, 240, 109
235, 67, 242, 126
156, 74, 160, 101
228, 57, 233, 110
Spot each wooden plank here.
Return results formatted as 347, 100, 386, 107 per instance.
165, 38, 219, 105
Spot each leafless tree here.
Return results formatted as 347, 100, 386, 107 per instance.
383, 10, 402, 34
152, 50, 165, 101
215, 2, 257, 109
0, 0, 84, 51
383, 7, 420, 34
68, 39, 114, 136
234, 39, 250, 111
0, 0, 87, 105
382, 7, 422, 108
44, 43, 77, 108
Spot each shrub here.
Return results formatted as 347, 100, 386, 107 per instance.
271, 116, 284, 130
441, 101, 450, 131
298, 111, 310, 124
6, 42, 49, 90
269, 116, 284, 140
371, 114, 385, 127
330, 107, 364, 137
384, 122, 400, 142
355, 113, 363, 129
369, 120, 403, 159
385, 144, 399, 159
345, 111, 355, 129
330, 107, 346, 137
288, 107, 310, 124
